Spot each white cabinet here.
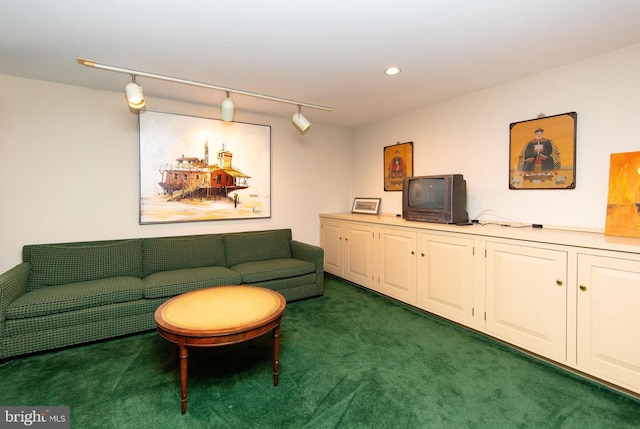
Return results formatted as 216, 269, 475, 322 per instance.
319, 213, 640, 395
343, 223, 377, 288
577, 253, 640, 393
417, 232, 476, 328
485, 240, 567, 362
377, 227, 417, 304
320, 218, 376, 288
319, 219, 344, 276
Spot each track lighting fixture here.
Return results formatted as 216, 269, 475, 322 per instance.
124, 76, 145, 110
292, 105, 311, 133
220, 91, 235, 122
77, 57, 331, 131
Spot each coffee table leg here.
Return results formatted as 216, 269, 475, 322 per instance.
178, 343, 189, 414
273, 324, 280, 386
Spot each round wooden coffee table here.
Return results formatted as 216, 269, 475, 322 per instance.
154, 285, 286, 414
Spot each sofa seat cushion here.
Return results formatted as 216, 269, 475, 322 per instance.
230, 258, 316, 283
246, 274, 319, 301
27, 240, 143, 291
143, 266, 242, 299
6, 277, 144, 320
142, 234, 225, 277
224, 229, 292, 267
4, 299, 156, 337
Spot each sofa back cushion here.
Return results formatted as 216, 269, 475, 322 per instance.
27, 240, 143, 291
224, 229, 292, 267
142, 234, 225, 277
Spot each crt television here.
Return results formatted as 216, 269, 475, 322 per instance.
402, 174, 468, 224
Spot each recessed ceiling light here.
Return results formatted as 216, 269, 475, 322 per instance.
384, 67, 401, 76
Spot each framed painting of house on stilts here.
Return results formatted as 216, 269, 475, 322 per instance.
138, 110, 271, 224
509, 112, 577, 190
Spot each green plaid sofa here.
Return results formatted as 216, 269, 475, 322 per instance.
0, 229, 323, 360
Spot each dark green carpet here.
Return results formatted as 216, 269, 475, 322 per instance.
1, 277, 639, 428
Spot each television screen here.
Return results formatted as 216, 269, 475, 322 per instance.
409, 178, 445, 209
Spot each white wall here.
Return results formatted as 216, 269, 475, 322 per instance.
352, 43, 640, 230
3, 42, 639, 273
0, 75, 352, 272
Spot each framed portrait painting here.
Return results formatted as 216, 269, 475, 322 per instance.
138, 110, 271, 224
384, 141, 413, 191
509, 112, 577, 190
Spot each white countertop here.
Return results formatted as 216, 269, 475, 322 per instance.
320, 212, 640, 254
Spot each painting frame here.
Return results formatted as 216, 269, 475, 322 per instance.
384, 141, 413, 191
605, 151, 640, 238
352, 198, 381, 215
138, 110, 271, 224
509, 112, 577, 190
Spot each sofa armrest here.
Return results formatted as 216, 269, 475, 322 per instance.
290, 240, 323, 267
290, 240, 324, 293
0, 263, 30, 321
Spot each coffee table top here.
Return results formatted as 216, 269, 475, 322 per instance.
155, 286, 286, 335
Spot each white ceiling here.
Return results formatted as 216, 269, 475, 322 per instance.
2, 0, 640, 128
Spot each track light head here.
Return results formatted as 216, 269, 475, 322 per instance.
124, 80, 145, 110
221, 92, 235, 122
292, 106, 310, 132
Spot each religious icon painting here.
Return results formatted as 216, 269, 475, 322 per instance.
384, 141, 413, 191
509, 112, 577, 190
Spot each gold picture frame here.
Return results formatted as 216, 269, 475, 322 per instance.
384, 141, 413, 191
509, 112, 577, 190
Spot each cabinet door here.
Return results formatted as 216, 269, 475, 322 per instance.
577, 253, 640, 394
344, 224, 376, 288
320, 220, 344, 276
378, 228, 417, 304
418, 232, 475, 327
485, 241, 567, 361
